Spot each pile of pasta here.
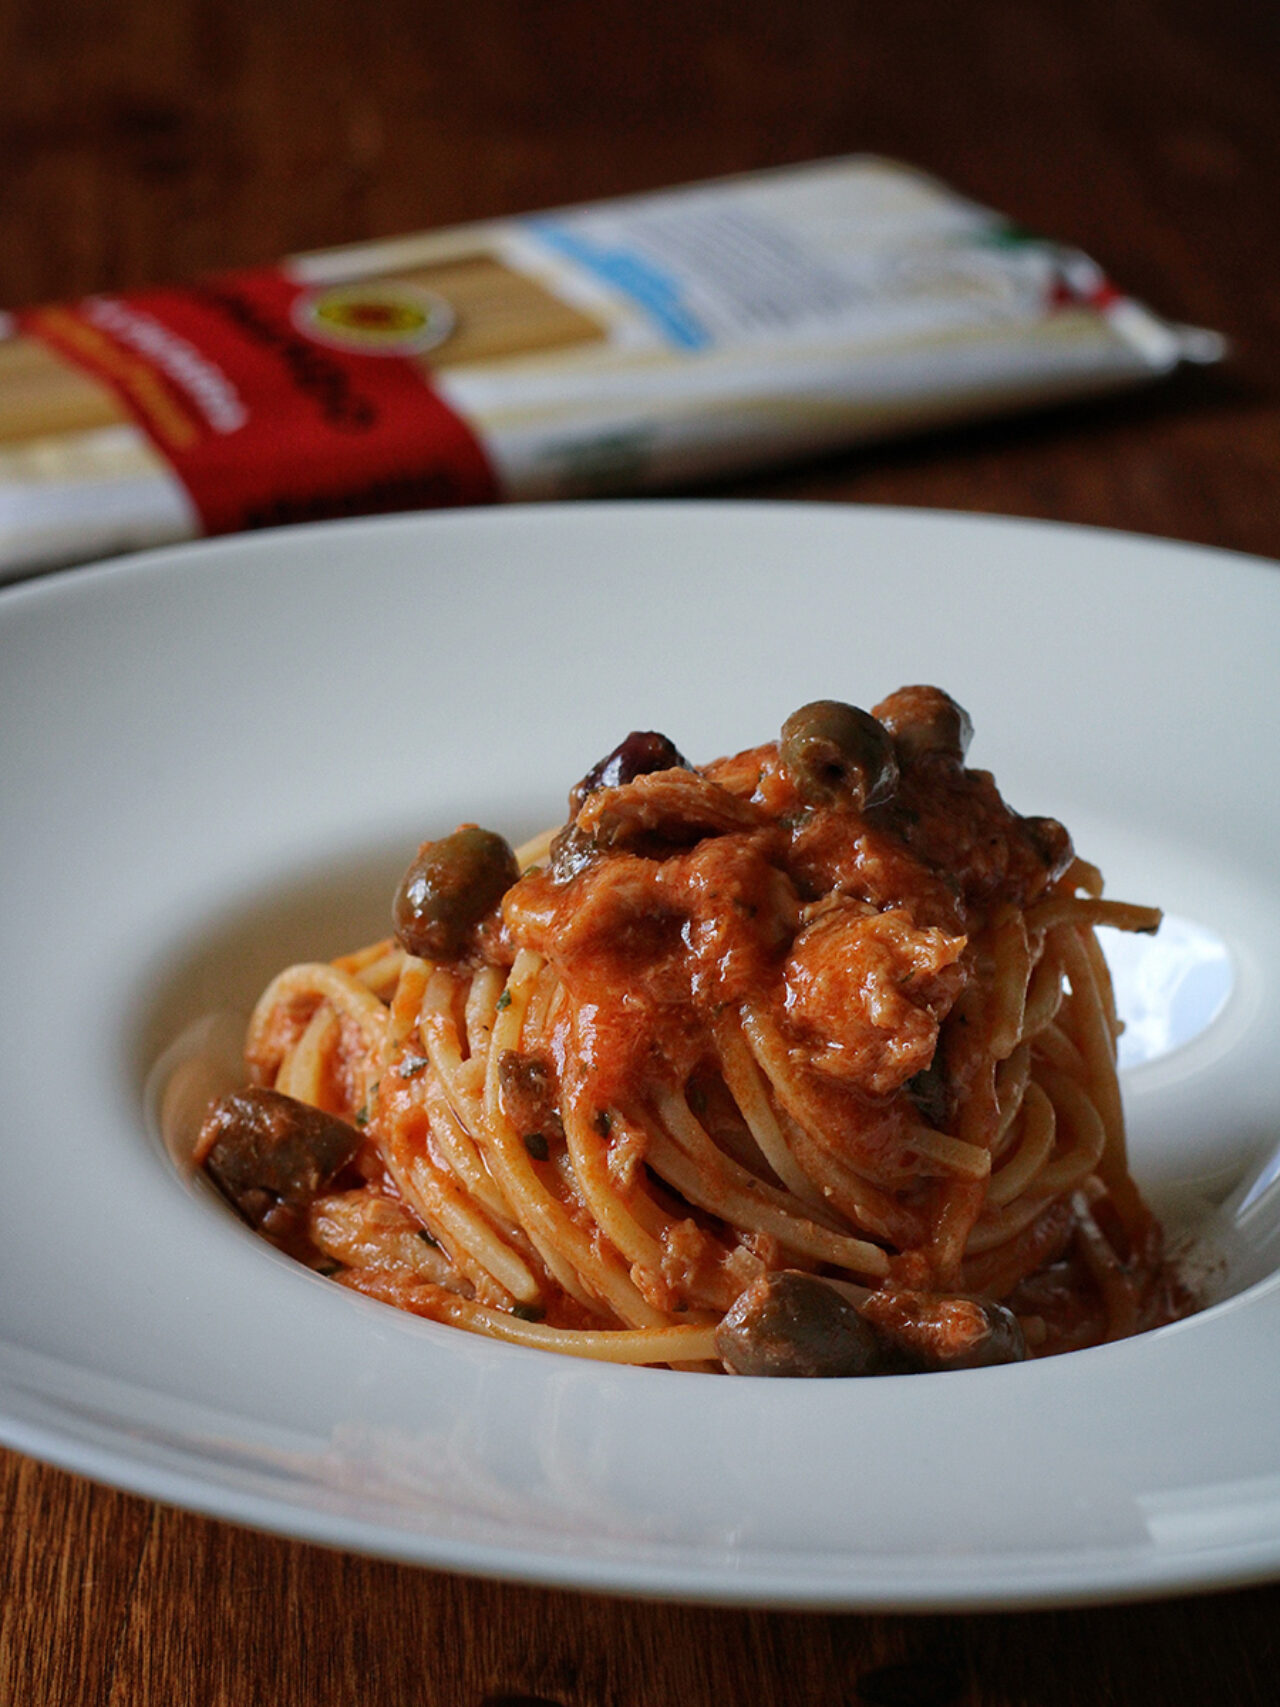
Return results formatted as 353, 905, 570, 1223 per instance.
197, 689, 1182, 1373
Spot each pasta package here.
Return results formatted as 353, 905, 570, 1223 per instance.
0, 156, 1219, 580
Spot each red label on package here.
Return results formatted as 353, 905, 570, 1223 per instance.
19, 268, 499, 534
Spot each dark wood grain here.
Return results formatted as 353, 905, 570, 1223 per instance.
4, 2, 1280, 1702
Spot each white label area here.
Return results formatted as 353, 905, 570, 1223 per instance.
520, 160, 1058, 353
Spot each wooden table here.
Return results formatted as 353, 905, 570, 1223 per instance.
4, 3, 1278, 1701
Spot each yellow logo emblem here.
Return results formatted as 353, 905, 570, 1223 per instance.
293, 283, 456, 356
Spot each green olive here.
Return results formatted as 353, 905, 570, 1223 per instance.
393, 825, 519, 960
779, 700, 899, 809
859, 1288, 1028, 1371
199, 1087, 361, 1227
715, 1271, 885, 1377
873, 685, 974, 764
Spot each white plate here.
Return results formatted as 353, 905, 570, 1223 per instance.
3, 501, 1280, 1611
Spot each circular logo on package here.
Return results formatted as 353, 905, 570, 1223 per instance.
292, 282, 456, 356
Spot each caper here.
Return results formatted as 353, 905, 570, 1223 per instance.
872, 685, 974, 765
779, 700, 899, 809
392, 825, 519, 960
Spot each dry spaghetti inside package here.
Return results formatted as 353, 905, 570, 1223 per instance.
1, 156, 1216, 578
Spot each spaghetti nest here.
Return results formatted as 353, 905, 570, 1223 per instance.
197, 688, 1180, 1373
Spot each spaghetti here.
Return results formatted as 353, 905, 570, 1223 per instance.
195, 689, 1182, 1372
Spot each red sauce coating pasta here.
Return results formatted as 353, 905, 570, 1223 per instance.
196, 690, 1185, 1371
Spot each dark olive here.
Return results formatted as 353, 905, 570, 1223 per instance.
858, 1288, 1027, 1371
568, 730, 688, 816
779, 700, 899, 809
1022, 814, 1073, 881
872, 685, 974, 765
715, 1271, 886, 1377
393, 825, 519, 960
197, 1086, 361, 1228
